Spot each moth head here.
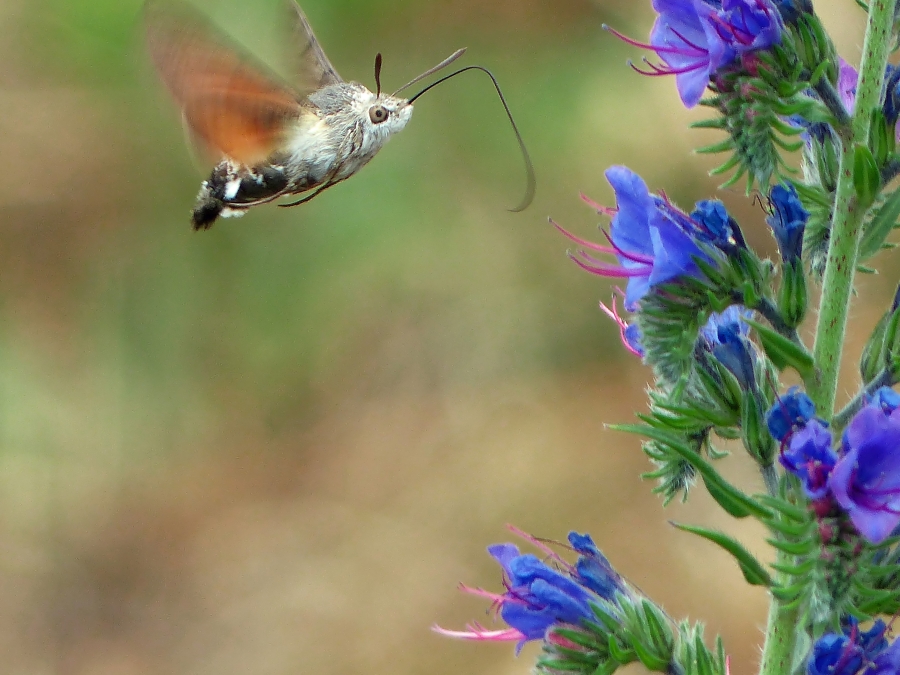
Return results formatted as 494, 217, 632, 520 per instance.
365, 93, 413, 134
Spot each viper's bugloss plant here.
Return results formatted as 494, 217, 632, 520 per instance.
438, 2, 900, 675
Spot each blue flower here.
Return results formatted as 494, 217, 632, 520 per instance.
771, 0, 811, 23
808, 633, 863, 675
806, 618, 888, 675
867, 637, 900, 675
830, 405, 900, 544
435, 528, 625, 653
767, 183, 808, 262
607, 0, 782, 108
698, 306, 755, 388
868, 387, 900, 414
838, 59, 858, 113
766, 386, 816, 443
780, 419, 836, 500
691, 199, 746, 250
716, 0, 784, 54
554, 166, 734, 310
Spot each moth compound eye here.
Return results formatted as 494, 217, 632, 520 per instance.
369, 105, 389, 124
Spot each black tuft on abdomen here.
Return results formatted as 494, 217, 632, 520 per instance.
189, 164, 289, 231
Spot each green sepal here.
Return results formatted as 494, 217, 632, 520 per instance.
741, 394, 775, 466
745, 318, 815, 379
552, 628, 603, 652
777, 258, 808, 329
697, 139, 737, 155
859, 186, 900, 262
616, 423, 771, 519
607, 631, 636, 665
770, 581, 806, 603
633, 641, 670, 672
770, 558, 817, 576
767, 537, 815, 555
671, 522, 773, 586
536, 658, 584, 672
859, 290, 900, 385
768, 518, 816, 538
869, 108, 896, 165
756, 494, 809, 521
853, 143, 882, 211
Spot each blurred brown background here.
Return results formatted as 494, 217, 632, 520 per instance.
0, 1, 894, 673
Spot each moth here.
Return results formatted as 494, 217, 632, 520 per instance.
145, 1, 535, 230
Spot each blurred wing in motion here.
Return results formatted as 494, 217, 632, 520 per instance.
145, 1, 304, 165
289, 1, 343, 90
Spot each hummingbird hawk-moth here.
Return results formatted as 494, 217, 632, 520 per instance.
145, 1, 535, 230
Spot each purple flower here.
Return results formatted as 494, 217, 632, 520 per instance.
716, 0, 784, 54
435, 527, 625, 653
766, 386, 816, 443
867, 637, 900, 675
884, 65, 900, 127
780, 419, 837, 499
699, 306, 755, 388
771, 0, 811, 23
767, 183, 808, 262
607, 0, 782, 107
554, 166, 732, 310
838, 59, 858, 113
868, 387, 900, 414
807, 618, 888, 675
830, 405, 900, 544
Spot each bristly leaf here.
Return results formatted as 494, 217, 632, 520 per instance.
614, 423, 772, 519
745, 318, 815, 380
671, 522, 773, 586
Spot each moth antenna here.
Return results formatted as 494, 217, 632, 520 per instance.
408, 65, 536, 212
374, 52, 383, 96
391, 48, 466, 96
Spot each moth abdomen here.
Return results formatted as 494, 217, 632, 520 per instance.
191, 163, 291, 230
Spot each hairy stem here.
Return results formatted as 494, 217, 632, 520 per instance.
809, 0, 895, 418
760, 4, 897, 675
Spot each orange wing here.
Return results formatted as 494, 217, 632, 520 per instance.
145, 1, 304, 165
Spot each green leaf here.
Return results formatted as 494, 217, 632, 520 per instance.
671, 522, 773, 586
745, 318, 815, 379
614, 423, 772, 519
860, 186, 900, 261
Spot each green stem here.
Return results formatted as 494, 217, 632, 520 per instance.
758, 586, 799, 675
809, 0, 895, 418
759, 5, 896, 675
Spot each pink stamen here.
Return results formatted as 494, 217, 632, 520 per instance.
600, 294, 642, 358
579, 192, 616, 216
668, 27, 709, 55
505, 524, 572, 572
458, 584, 511, 606
630, 60, 681, 78
568, 253, 649, 278
432, 623, 525, 643
601, 230, 655, 264
604, 24, 705, 57
551, 219, 616, 254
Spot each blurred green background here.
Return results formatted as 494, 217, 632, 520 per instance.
0, 1, 893, 673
